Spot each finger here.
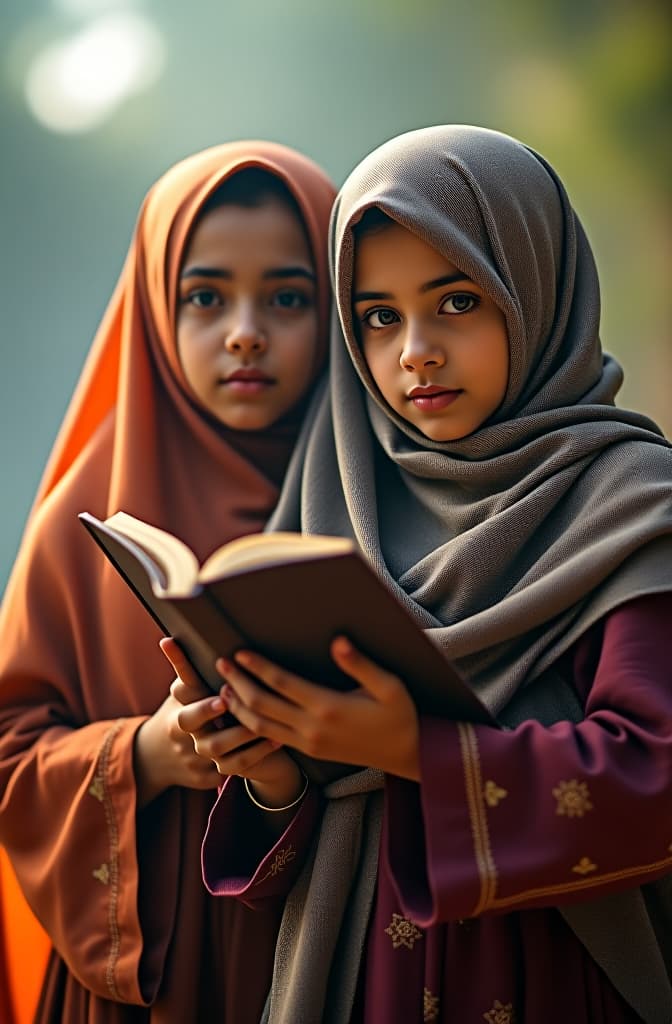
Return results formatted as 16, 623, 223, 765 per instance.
177, 695, 228, 734
218, 656, 311, 729
212, 739, 280, 776
169, 672, 212, 706
194, 723, 264, 761
229, 651, 329, 710
222, 676, 300, 749
161, 639, 209, 696
160, 636, 188, 674
329, 636, 403, 701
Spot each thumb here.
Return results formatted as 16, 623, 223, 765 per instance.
160, 637, 197, 684
330, 636, 399, 701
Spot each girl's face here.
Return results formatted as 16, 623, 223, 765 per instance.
177, 196, 318, 431
353, 219, 509, 442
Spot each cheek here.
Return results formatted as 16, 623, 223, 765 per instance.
474, 321, 509, 399
176, 322, 209, 370
362, 341, 389, 389
175, 327, 198, 380
175, 320, 189, 369
280, 325, 319, 389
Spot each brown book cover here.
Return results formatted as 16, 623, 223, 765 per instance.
79, 511, 492, 740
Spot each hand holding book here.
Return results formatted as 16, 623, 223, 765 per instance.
161, 637, 309, 817
79, 510, 490, 723
80, 510, 493, 780
218, 637, 423, 782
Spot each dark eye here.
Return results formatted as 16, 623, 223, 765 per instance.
363, 308, 400, 329
439, 293, 478, 314
272, 289, 309, 310
188, 288, 221, 309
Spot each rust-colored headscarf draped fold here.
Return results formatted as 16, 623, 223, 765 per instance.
0, 141, 334, 1023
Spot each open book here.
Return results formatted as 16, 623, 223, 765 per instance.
79, 510, 492, 736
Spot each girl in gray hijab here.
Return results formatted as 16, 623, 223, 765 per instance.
180, 126, 672, 1023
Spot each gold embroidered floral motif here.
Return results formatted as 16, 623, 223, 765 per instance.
384, 913, 423, 950
572, 856, 597, 875
93, 863, 110, 885
423, 987, 439, 1021
484, 780, 508, 807
483, 998, 516, 1023
552, 779, 593, 818
268, 846, 295, 876
88, 777, 104, 802
256, 845, 296, 885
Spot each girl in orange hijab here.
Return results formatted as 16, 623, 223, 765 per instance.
0, 140, 334, 1023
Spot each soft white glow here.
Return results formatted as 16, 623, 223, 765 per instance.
24, 13, 164, 133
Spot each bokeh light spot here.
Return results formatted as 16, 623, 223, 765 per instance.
24, 13, 164, 134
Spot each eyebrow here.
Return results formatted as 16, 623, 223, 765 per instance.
180, 265, 316, 282
353, 271, 472, 303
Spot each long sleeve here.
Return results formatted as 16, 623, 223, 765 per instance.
202, 775, 322, 906
0, 492, 177, 1006
385, 592, 672, 925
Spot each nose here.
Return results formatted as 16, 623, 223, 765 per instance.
224, 303, 267, 356
399, 323, 445, 372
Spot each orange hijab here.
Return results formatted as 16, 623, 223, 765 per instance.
0, 142, 334, 1023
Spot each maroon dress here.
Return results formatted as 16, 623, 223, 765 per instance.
202, 593, 672, 1022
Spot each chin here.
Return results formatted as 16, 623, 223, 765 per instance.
416, 421, 470, 443
215, 410, 277, 432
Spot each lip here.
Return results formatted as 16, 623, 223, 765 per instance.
220, 368, 276, 395
223, 368, 275, 384
407, 385, 462, 411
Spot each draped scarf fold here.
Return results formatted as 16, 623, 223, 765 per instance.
266, 125, 672, 1022
0, 141, 335, 1024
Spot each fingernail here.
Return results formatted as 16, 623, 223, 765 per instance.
211, 697, 225, 712
333, 636, 352, 655
234, 650, 252, 666
216, 657, 233, 674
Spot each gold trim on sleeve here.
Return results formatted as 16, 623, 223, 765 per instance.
458, 723, 497, 914
93, 723, 123, 1001
489, 850, 672, 911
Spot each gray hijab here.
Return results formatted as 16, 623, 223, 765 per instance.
273, 124, 672, 711
265, 125, 672, 1024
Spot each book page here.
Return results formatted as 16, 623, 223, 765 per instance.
198, 532, 355, 582
105, 511, 200, 596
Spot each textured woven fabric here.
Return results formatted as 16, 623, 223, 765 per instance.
274, 124, 672, 709
261, 769, 384, 1024
265, 125, 672, 1023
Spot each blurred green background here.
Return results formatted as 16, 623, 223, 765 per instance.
1, 0, 670, 591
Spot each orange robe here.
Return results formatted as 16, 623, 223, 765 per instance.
0, 141, 334, 1022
